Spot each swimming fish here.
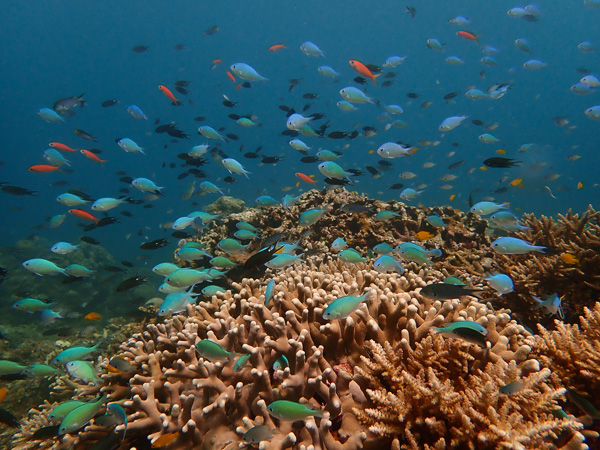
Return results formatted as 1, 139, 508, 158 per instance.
22, 258, 67, 276
420, 283, 485, 300
230, 63, 268, 81
222, 158, 251, 178
439, 115, 468, 132
532, 293, 565, 319
265, 254, 303, 269
242, 425, 275, 444
300, 41, 325, 57
491, 237, 550, 255
318, 161, 352, 180
349, 60, 381, 85
195, 339, 239, 362
118, 138, 145, 155
484, 273, 514, 295
430, 321, 488, 347
323, 290, 373, 320
52, 343, 100, 365
51, 242, 79, 254
38, 107, 65, 123
470, 201, 510, 216
267, 400, 325, 421
158, 85, 180, 104
59, 395, 107, 435
373, 255, 404, 274
338, 248, 365, 264
339, 86, 375, 104
331, 238, 348, 253
127, 104, 148, 120
66, 360, 101, 384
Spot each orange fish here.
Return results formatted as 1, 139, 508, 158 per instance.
107, 364, 122, 374
85, 312, 102, 321
0, 386, 7, 404
510, 178, 524, 188
295, 172, 316, 184
152, 432, 180, 448
68, 209, 99, 222
457, 30, 480, 42
210, 59, 222, 71
80, 150, 107, 165
49, 142, 77, 152
348, 60, 381, 85
415, 231, 435, 240
496, 149, 507, 155
268, 43, 287, 52
158, 85, 180, 104
560, 253, 579, 265
449, 194, 456, 201
577, 181, 584, 189
226, 71, 236, 83
28, 164, 60, 173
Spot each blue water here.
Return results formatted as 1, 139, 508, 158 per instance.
1, 0, 599, 264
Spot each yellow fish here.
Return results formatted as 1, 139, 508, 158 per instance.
510, 178, 524, 188
415, 231, 435, 240
449, 194, 456, 201
577, 182, 584, 189
152, 432, 180, 448
496, 148, 507, 155
560, 253, 579, 265
84, 312, 102, 321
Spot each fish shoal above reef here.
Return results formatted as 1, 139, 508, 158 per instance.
9, 188, 600, 449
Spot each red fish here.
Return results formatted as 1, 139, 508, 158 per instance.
226, 71, 236, 83
349, 60, 381, 85
68, 209, 99, 222
268, 44, 287, 52
210, 59, 222, 71
28, 164, 61, 173
49, 142, 77, 152
457, 31, 480, 43
158, 85, 180, 105
80, 149, 107, 165
295, 172, 317, 184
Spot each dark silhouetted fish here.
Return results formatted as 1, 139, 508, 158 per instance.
388, 183, 405, 190
31, 425, 60, 440
80, 236, 102, 246
483, 157, 522, 168
101, 99, 119, 107
204, 25, 219, 35
116, 275, 149, 292
140, 238, 169, 250
303, 93, 318, 99
406, 93, 419, 98
0, 408, 19, 427
1, 184, 37, 196
74, 129, 97, 141
132, 45, 148, 53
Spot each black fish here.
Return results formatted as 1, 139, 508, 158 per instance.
96, 217, 120, 227
80, 236, 102, 246
101, 99, 119, 107
279, 105, 293, 112
472, 119, 484, 126
366, 166, 380, 176
51, 180, 70, 187
261, 156, 282, 164
104, 265, 126, 273
420, 283, 485, 300
226, 133, 239, 140
244, 243, 282, 270
175, 80, 190, 86
174, 86, 188, 95
223, 176, 236, 184
353, 76, 367, 85
119, 176, 133, 184
492, 187, 510, 194
140, 238, 169, 250
302, 103, 312, 112
1, 185, 37, 196
194, 116, 206, 121
448, 160, 466, 170
132, 45, 149, 53
324, 177, 352, 185
405, 5, 416, 17
406, 92, 419, 98
483, 157, 522, 168
67, 189, 94, 201
178, 171, 190, 179
302, 93, 318, 99
0, 373, 28, 381
300, 156, 320, 163
346, 168, 363, 176
328, 131, 349, 139
53, 94, 85, 112
121, 261, 135, 268
228, 114, 241, 120
281, 129, 299, 137
444, 92, 458, 100
288, 78, 302, 92
222, 99, 237, 107
174, 44, 186, 51
340, 203, 374, 214
388, 183, 404, 190
172, 231, 192, 239
244, 152, 260, 159
377, 160, 392, 167
365, 63, 381, 74
381, 80, 394, 88
31, 425, 60, 440
0, 408, 19, 428
204, 25, 219, 35
74, 129, 97, 141
241, 82, 251, 89
116, 275, 149, 292
120, 211, 133, 217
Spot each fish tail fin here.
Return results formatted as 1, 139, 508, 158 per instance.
470, 289, 486, 299
312, 409, 326, 418
536, 245, 557, 255
372, 73, 382, 86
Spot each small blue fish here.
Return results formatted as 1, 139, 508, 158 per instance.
323, 291, 373, 320
265, 280, 275, 306
256, 196, 279, 207
373, 243, 394, 255
374, 211, 399, 222
234, 354, 251, 371
265, 254, 303, 270
230, 62, 268, 81
532, 293, 565, 319
485, 273, 514, 296
491, 237, 549, 255
431, 321, 488, 346
127, 105, 148, 120
38, 107, 65, 123
373, 255, 404, 274
331, 238, 348, 253
338, 248, 365, 264
426, 215, 446, 228
299, 208, 329, 226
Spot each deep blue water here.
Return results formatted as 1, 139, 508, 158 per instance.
1, 0, 599, 265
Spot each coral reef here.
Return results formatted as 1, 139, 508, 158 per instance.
7, 189, 599, 449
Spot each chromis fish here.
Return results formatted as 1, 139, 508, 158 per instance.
374, 210, 399, 221
195, 339, 239, 362
532, 293, 565, 319
318, 65, 340, 77
152, 263, 179, 276
210, 256, 237, 269
430, 321, 488, 347
567, 389, 600, 420
373, 243, 394, 255
265, 280, 275, 306
66, 361, 101, 384
484, 273, 514, 295
229, 62, 268, 81
217, 238, 247, 254
338, 248, 365, 264
52, 343, 100, 365
399, 188, 424, 200
41, 308, 62, 325
337, 100, 358, 111
13, 298, 56, 313
22, 258, 67, 276
166, 268, 212, 288
201, 285, 227, 296
339, 86, 375, 104
377, 142, 414, 159
0, 360, 26, 376
49, 400, 87, 421
158, 286, 199, 316
323, 290, 373, 320
439, 115, 468, 132
105, 403, 127, 440
37, 108, 65, 123
265, 254, 303, 270
233, 354, 251, 372
491, 237, 549, 255
222, 158, 251, 178
300, 41, 325, 57
198, 125, 226, 141
273, 355, 289, 371
59, 394, 107, 435
51, 242, 79, 254
499, 380, 525, 395
91, 197, 128, 211
299, 208, 329, 226
199, 181, 224, 195
127, 104, 147, 120
131, 177, 163, 194
420, 283, 485, 300
286, 113, 312, 130
256, 195, 279, 207
117, 138, 145, 155
242, 425, 275, 444
23, 364, 59, 378
444, 276, 465, 285
318, 161, 352, 180
331, 238, 347, 253
470, 201, 509, 216
373, 255, 404, 274
65, 264, 95, 277
267, 400, 325, 421
426, 215, 446, 228
396, 247, 432, 265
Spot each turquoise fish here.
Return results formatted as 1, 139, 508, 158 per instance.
323, 291, 373, 320
267, 400, 325, 421
430, 321, 488, 347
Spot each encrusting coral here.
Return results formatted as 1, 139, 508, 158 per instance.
7, 189, 596, 449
